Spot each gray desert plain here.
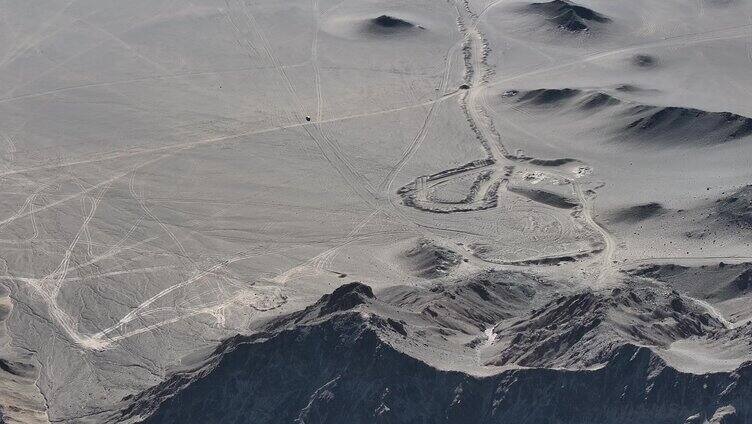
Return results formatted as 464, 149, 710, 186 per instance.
1, 0, 752, 422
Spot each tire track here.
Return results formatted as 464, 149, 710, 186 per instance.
311, 0, 324, 122
129, 170, 187, 257
0, 0, 81, 73
0, 91, 460, 184
379, 41, 460, 194
231, 0, 379, 207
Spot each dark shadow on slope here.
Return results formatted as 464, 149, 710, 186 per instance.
515, 88, 621, 110
717, 185, 752, 227
516, 88, 582, 106
381, 271, 537, 334
525, 157, 579, 166
490, 288, 722, 368
609, 202, 666, 224
401, 239, 462, 279
627, 262, 752, 304
508, 186, 578, 209
624, 106, 752, 143
711, 269, 752, 302
511, 87, 752, 144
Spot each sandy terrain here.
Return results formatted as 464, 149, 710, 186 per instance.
1, 0, 752, 422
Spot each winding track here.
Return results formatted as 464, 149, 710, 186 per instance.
573, 184, 617, 286
453, 0, 618, 285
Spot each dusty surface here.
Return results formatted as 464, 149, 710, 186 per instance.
1, 0, 752, 422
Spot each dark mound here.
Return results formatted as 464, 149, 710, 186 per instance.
610, 202, 666, 223
632, 54, 658, 68
624, 106, 752, 143
615, 84, 642, 92
508, 187, 578, 209
516, 88, 581, 106
320, 282, 375, 315
717, 185, 752, 226
372, 15, 413, 28
365, 15, 418, 35
402, 240, 462, 279
527, 157, 578, 166
271, 282, 377, 327
526, 0, 611, 32
515, 88, 622, 111
578, 91, 621, 110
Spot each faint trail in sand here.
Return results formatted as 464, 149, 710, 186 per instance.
222, 1, 260, 59
1, 0, 455, 352
0, 92, 460, 184
0, 155, 167, 228
72, 179, 97, 259
90, 226, 399, 348
0, 182, 51, 236
3, 134, 16, 163
311, 0, 324, 122
0, 2, 183, 101
0, 66, 298, 105
47, 181, 111, 295
379, 40, 459, 193
93, 251, 257, 340
228, 0, 385, 207
1, 154, 172, 348
129, 170, 187, 257
272, 210, 385, 284
0, 0, 80, 72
